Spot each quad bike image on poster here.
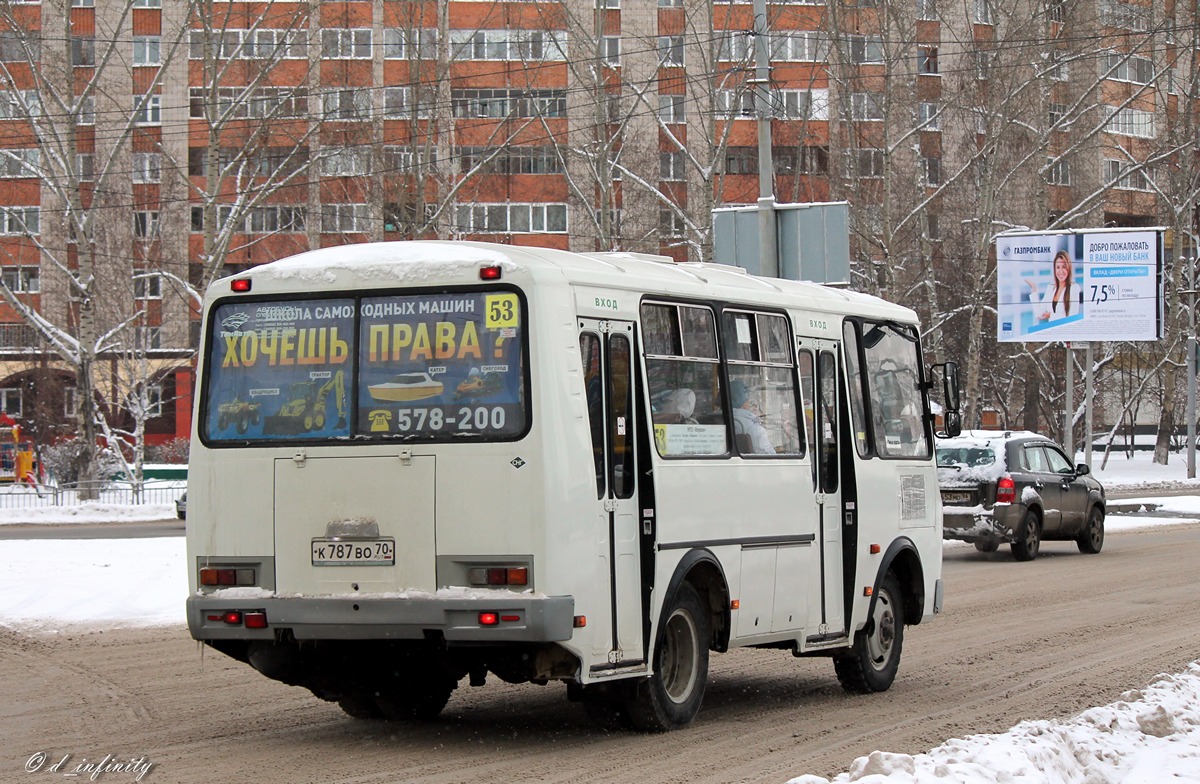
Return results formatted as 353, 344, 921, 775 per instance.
203, 298, 356, 442
201, 291, 525, 444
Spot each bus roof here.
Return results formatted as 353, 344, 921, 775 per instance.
212, 240, 916, 324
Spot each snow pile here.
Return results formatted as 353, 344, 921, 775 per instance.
789, 663, 1200, 784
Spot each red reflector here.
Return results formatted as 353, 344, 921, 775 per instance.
479, 265, 502, 281
231, 278, 252, 292
864, 586, 874, 597
206, 614, 223, 622
506, 567, 528, 586
500, 614, 520, 623
573, 615, 587, 628
487, 567, 507, 585
869, 544, 881, 555
996, 476, 1016, 504
199, 569, 219, 586
244, 612, 268, 629
222, 611, 243, 625
478, 612, 499, 626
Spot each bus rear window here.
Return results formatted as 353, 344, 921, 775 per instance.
202, 290, 527, 443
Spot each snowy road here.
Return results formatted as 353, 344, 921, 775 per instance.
3, 522, 1199, 784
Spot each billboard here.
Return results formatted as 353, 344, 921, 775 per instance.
996, 229, 1163, 343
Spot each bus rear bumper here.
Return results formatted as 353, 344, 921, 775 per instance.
187, 593, 576, 643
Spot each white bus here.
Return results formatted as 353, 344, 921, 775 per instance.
186, 241, 960, 731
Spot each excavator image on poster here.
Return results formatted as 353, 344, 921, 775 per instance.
262, 370, 348, 435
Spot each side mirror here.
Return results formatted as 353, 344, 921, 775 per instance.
1075, 463, 1090, 476
941, 410, 962, 438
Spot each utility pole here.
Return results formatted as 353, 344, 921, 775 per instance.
751, 0, 777, 278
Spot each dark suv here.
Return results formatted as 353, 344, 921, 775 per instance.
937, 431, 1105, 561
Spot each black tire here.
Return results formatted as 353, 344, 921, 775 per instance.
1076, 506, 1105, 554
624, 581, 709, 732
217, 414, 229, 430
973, 540, 999, 553
374, 677, 456, 721
337, 693, 384, 720
834, 571, 905, 694
1011, 510, 1041, 562
236, 413, 249, 434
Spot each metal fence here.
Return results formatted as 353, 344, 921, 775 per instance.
0, 480, 184, 509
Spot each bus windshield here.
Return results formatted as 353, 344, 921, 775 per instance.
201, 289, 527, 443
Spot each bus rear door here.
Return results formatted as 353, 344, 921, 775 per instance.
579, 320, 644, 668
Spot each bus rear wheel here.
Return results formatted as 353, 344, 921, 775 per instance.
624, 581, 709, 732
834, 571, 904, 694
374, 677, 456, 721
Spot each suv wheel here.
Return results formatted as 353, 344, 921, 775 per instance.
1011, 510, 1041, 562
1076, 506, 1104, 554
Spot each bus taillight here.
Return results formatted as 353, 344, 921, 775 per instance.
478, 612, 499, 626
467, 566, 528, 587
479, 265, 502, 280
199, 567, 256, 587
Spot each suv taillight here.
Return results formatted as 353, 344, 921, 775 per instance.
996, 476, 1016, 504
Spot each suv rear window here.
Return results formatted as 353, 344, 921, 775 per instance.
937, 447, 995, 468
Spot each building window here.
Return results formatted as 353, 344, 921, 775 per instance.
132, 152, 161, 183
77, 153, 94, 181
0, 90, 38, 118
133, 36, 161, 66
850, 92, 883, 121
321, 29, 372, 59
383, 86, 435, 119
0, 148, 38, 178
321, 89, 371, 121
449, 29, 567, 62
0, 33, 37, 62
134, 273, 162, 300
659, 94, 685, 123
135, 327, 162, 351
383, 28, 437, 59
917, 46, 938, 75
770, 31, 828, 62
0, 207, 38, 235
453, 203, 568, 234
921, 156, 941, 186
855, 148, 885, 178
248, 206, 305, 233
1104, 158, 1152, 191
71, 36, 95, 67
133, 211, 160, 239
0, 388, 21, 417
659, 208, 686, 237
772, 89, 830, 120
1105, 106, 1156, 138
1, 266, 39, 292
1046, 156, 1071, 185
917, 0, 937, 20
320, 147, 371, 177
974, 48, 995, 79
1047, 0, 1066, 22
1102, 51, 1154, 85
660, 151, 685, 181
320, 203, 370, 233
975, 0, 993, 23
849, 35, 884, 64
135, 94, 162, 125
132, 0, 162, 7
925, 213, 941, 241
918, 101, 940, 130
130, 384, 164, 417
450, 89, 566, 119
658, 36, 684, 66
1048, 102, 1067, 126
724, 147, 757, 175
601, 36, 620, 66
77, 96, 95, 125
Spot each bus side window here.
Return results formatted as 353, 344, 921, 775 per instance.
798, 350, 817, 483
642, 302, 728, 457
580, 333, 605, 498
721, 311, 802, 457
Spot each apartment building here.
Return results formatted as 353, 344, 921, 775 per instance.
0, 0, 1187, 447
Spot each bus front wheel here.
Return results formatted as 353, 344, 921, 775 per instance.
834, 571, 904, 694
624, 581, 709, 732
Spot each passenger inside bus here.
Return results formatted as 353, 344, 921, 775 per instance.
657, 388, 698, 425
730, 380, 774, 454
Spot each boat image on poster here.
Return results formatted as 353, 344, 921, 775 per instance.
367, 372, 444, 402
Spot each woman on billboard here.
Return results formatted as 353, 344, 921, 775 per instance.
1026, 250, 1081, 323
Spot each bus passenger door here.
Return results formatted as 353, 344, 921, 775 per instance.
579, 321, 644, 666
798, 340, 846, 640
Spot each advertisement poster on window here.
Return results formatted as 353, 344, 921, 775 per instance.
996, 229, 1163, 343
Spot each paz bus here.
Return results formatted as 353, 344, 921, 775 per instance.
186, 241, 960, 731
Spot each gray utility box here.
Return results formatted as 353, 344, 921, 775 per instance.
712, 202, 851, 285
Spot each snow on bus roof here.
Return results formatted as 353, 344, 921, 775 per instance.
243, 241, 520, 286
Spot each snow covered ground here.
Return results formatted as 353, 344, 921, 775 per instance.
0, 451, 1198, 783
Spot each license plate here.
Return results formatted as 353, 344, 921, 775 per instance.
941, 491, 973, 504
311, 538, 395, 566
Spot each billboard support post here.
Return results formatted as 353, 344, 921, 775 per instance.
1065, 342, 1074, 456
1085, 342, 1094, 468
